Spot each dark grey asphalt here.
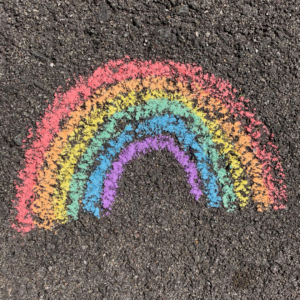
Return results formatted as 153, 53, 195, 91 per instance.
0, 0, 300, 299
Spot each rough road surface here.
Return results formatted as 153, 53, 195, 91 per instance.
0, 0, 300, 299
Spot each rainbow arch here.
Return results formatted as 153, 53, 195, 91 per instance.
12, 58, 287, 233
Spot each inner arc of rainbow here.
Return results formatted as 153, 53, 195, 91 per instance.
101, 135, 203, 212
12, 59, 287, 233
95, 134, 204, 213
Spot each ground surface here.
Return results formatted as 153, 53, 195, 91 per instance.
0, 0, 300, 299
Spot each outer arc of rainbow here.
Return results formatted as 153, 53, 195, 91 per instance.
69, 99, 237, 220
13, 59, 287, 233
35, 88, 252, 227
81, 114, 223, 217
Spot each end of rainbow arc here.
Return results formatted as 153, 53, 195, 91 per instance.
11, 58, 287, 233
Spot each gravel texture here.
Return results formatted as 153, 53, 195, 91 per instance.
0, 0, 300, 299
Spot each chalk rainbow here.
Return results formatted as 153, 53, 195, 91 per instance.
12, 58, 287, 233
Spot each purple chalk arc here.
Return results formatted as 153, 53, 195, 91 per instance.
102, 135, 203, 211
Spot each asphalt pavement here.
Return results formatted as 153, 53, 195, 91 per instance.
0, 0, 300, 299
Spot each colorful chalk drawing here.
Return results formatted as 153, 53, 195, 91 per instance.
12, 58, 287, 233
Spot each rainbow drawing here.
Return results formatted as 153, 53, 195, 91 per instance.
12, 58, 287, 233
